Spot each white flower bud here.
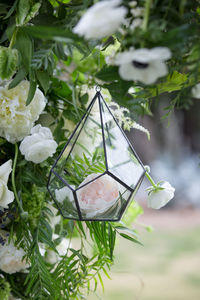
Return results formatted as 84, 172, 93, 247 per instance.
147, 181, 175, 209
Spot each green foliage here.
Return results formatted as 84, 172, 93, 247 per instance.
0, 46, 18, 80
1, 0, 199, 298
0, 277, 10, 300
22, 184, 46, 228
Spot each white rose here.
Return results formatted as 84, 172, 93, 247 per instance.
0, 232, 29, 274
73, 0, 127, 39
19, 124, 58, 164
192, 83, 200, 99
45, 234, 71, 264
0, 80, 46, 143
0, 160, 14, 208
147, 181, 175, 209
76, 173, 119, 218
115, 47, 172, 84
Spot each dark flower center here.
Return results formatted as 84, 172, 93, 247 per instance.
132, 60, 149, 69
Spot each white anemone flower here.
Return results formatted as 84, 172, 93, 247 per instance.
147, 181, 175, 209
73, 0, 127, 39
0, 160, 14, 208
115, 47, 172, 84
192, 83, 200, 99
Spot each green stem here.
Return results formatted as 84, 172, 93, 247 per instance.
142, 0, 152, 32
12, 143, 24, 213
9, 28, 18, 49
179, 0, 186, 17
145, 171, 157, 188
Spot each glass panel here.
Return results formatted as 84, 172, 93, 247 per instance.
48, 171, 79, 219
100, 96, 144, 189
75, 173, 132, 220
53, 98, 106, 190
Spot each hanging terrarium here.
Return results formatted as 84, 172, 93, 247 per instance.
47, 89, 146, 221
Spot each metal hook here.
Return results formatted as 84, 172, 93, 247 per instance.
95, 85, 101, 92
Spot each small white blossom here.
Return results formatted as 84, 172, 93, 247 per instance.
115, 47, 172, 84
147, 181, 175, 209
129, 1, 137, 8
109, 102, 150, 139
192, 83, 200, 99
131, 7, 143, 17
0, 81, 46, 143
19, 124, 58, 164
73, 0, 127, 39
45, 234, 71, 264
0, 160, 14, 208
130, 18, 142, 31
0, 232, 29, 274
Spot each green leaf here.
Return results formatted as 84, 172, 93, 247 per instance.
114, 225, 138, 238
53, 42, 68, 60
15, 28, 32, 72
119, 233, 143, 245
149, 71, 188, 96
26, 80, 37, 105
36, 70, 50, 94
16, 0, 40, 25
25, 2, 41, 24
0, 46, 18, 80
24, 25, 82, 43
8, 68, 27, 89
4, 0, 18, 20
104, 80, 132, 105
96, 66, 120, 82
16, 0, 30, 25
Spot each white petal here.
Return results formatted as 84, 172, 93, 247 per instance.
149, 47, 172, 61
30, 124, 42, 134
73, 0, 127, 39
192, 83, 200, 99
139, 61, 168, 84
118, 63, 136, 81
0, 160, 12, 183
131, 48, 155, 63
0, 186, 14, 208
115, 49, 135, 65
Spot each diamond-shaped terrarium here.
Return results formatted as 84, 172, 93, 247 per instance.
47, 91, 146, 221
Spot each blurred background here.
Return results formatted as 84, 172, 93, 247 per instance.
88, 96, 200, 300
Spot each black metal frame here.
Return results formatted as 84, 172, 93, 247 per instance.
47, 91, 146, 222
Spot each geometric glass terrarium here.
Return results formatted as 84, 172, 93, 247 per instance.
47, 90, 146, 221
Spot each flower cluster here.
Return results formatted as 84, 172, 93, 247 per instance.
0, 81, 46, 143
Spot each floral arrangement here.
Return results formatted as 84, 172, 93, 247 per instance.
0, 0, 198, 298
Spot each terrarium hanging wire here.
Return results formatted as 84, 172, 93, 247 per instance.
47, 87, 146, 221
